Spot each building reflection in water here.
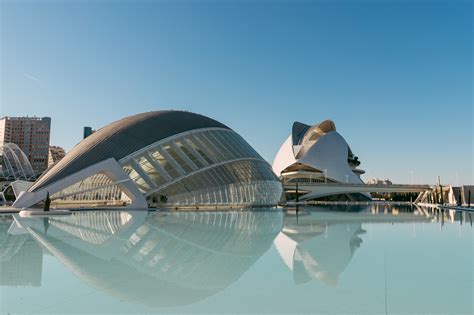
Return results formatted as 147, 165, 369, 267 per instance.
13, 210, 283, 307
274, 206, 434, 286
274, 209, 365, 286
3, 205, 470, 309
0, 217, 43, 287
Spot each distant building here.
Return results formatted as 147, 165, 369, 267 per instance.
448, 185, 474, 206
0, 116, 51, 174
367, 178, 392, 185
273, 119, 370, 202
83, 126, 95, 139
48, 145, 66, 167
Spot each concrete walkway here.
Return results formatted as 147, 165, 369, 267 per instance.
418, 203, 474, 212
0, 207, 20, 214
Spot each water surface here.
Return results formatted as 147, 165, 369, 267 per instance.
1, 205, 472, 314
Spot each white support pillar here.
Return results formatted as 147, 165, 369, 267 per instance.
13, 158, 148, 209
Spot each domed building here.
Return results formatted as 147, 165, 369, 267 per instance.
273, 120, 370, 202
13, 111, 282, 209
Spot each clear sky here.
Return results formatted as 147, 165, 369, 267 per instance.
1, 0, 472, 185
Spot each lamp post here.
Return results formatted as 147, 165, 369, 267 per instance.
345, 175, 349, 184
468, 190, 471, 208
296, 182, 299, 203
409, 170, 414, 185
323, 169, 327, 184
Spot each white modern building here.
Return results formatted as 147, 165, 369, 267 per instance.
0, 143, 37, 204
13, 110, 282, 209
0, 143, 36, 181
273, 120, 370, 201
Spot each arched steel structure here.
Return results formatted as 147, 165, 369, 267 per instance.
0, 143, 36, 181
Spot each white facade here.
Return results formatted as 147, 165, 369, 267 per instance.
0, 143, 36, 181
273, 120, 370, 201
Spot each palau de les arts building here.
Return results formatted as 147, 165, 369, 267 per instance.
12, 111, 368, 209
272, 120, 370, 202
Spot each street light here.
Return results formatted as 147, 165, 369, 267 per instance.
323, 169, 327, 184
409, 170, 414, 185
345, 175, 349, 184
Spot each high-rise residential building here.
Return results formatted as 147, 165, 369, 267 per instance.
0, 116, 51, 174
48, 145, 66, 167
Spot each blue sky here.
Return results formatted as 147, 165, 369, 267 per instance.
1, 0, 472, 185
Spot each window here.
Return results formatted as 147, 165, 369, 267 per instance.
123, 164, 150, 193
185, 135, 214, 164
150, 149, 180, 179
135, 156, 167, 187
175, 140, 204, 168
162, 143, 192, 174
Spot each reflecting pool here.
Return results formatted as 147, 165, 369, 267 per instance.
0, 205, 472, 314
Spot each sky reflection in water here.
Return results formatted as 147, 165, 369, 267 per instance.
0, 205, 472, 314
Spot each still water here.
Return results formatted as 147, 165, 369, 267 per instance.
0, 205, 472, 314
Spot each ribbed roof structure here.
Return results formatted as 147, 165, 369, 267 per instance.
0, 143, 36, 181
30, 111, 229, 191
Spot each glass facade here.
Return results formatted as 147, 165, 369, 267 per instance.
49, 128, 282, 208
150, 161, 283, 206
50, 173, 131, 206
119, 128, 282, 207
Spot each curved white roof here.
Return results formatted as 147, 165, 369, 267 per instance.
272, 120, 363, 185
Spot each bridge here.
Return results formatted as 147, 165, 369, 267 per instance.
284, 182, 431, 201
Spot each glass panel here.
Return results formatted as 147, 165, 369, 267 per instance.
193, 133, 225, 162
122, 164, 150, 193
228, 132, 259, 158
50, 173, 130, 206
211, 131, 241, 158
150, 149, 180, 179
215, 164, 234, 183
136, 156, 167, 187
135, 156, 154, 173
205, 131, 233, 160
219, 131, 246, 158
175, 139, 204, 169
162, 143, 193, 174
149, 159, 281, 206
184, 136, 214, 165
